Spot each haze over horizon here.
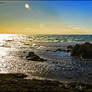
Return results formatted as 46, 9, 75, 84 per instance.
0, 1, 92, 34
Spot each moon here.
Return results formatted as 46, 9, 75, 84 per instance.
25, 3, 30, 9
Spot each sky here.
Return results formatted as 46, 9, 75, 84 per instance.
0, 1, 92, 34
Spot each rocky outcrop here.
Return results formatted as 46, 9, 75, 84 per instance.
69, 42, 92, 59
26, 52, 46, 61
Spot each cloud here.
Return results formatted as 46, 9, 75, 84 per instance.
68, 25, 81, 30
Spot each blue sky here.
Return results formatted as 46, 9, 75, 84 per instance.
0, 1, 92, 34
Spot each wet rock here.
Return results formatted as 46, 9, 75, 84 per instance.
67, 45, 73, 49
26, 52, 46, 61
1, 73, 27, 79
13, 73, 27, 78
46, 49, 51, 51
67, 45, 74, 52
56, 49, 63, 51
70, 42, 92, 59
66, 49, 71, 52
54, 48, 67, 52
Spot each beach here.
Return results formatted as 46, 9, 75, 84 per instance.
0, 34, 92, 81
0, 34, 92, 91
0, 73, 92, 92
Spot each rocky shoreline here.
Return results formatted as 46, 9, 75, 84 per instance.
0, 73, 92, 92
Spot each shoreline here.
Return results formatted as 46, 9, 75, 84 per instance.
0, 41, 92, 83
0, 73, 92, 92
0, 34, 92, 91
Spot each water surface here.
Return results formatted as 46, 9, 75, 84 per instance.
0, 34, 92, 83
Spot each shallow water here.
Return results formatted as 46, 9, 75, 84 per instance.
0, 34, 92, 83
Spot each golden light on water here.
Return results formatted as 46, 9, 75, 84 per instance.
25, 3, 30, 9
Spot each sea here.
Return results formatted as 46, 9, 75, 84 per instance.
0, 34, 92, 83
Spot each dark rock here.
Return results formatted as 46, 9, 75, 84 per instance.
67, 45, 73, 49
46, 50, 50, 51
0, 73, 92, 92
56, 49, 62, 51
54, 48, 66, 52
26, 52, 46, 61
13, 73, 27, 78
1, 73, 27, 79
67, 45, 74, 52
66, 49, 71, 52
70, 42, 92, 59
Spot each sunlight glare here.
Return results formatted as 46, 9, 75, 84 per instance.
25, 3, 30, 9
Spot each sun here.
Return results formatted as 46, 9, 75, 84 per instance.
25, 3, 30, 9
